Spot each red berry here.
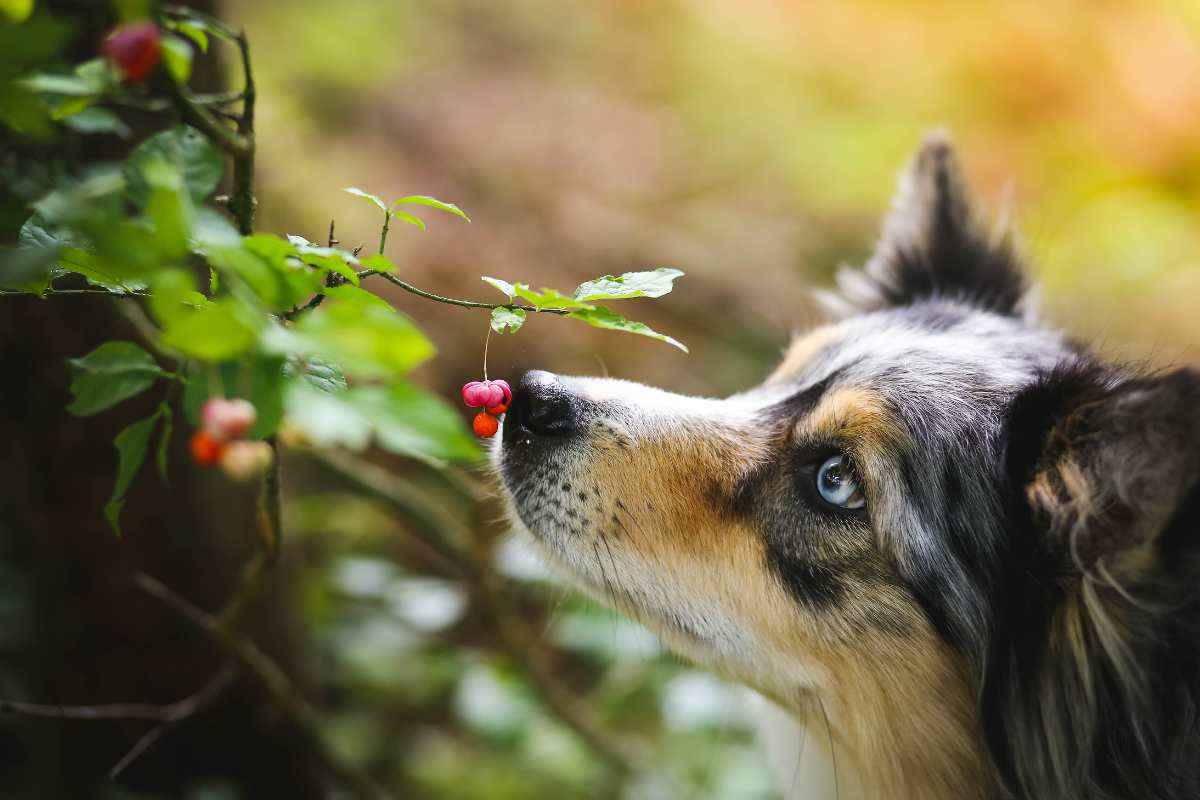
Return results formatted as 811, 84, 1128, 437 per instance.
486, 401, 508, 416
103, 22, 161, 83
473, 411, 499, 438
190, 431, 224, 466
202, 397, 257, 441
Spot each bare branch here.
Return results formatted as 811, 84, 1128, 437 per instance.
364, 271, 567, 315
0, 666, 234, 722
135, 573, 393, 800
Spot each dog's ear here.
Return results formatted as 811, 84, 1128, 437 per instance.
982, 361, 1200, 798
820, 132, 1030, 318
1007, 361, 1200, 570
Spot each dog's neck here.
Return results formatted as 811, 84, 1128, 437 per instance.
756, 683, 992, 800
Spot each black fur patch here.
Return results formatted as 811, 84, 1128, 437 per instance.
980, 360, 1200, 799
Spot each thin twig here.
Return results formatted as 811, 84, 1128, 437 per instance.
109, 90, 245, 113
229, 29, 256, 236
257, 439, 282, 562
377, 209, 390, 256
0, 288, 148, 297
0, 666, 234, 722
366, 272, 568, 315
135, 573, 393, 800
108, 664, 237, 779
168, 81, 249, 156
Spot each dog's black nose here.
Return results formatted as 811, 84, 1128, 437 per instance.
506, 370, 580, 438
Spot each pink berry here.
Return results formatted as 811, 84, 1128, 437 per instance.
201, 397, 257, 441
462, 379, 511, 409
461, 381, 489, 408
219, 440, 274, 481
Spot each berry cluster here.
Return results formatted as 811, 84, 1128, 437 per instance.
190, 398, 273, 480
461, 379, 511, 438
103, 22, 162, 84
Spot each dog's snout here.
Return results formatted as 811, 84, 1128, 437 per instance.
507, 370, 580, 438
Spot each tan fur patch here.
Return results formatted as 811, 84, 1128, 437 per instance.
798, 386, 909, 460
768, 325, 841, 384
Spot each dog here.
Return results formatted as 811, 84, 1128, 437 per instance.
492, 134, 1200, 800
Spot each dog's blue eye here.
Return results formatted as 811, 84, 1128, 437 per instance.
815, 454, 866, 510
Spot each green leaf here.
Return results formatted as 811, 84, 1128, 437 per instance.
141, 157, 195, 260
147, 268, 205, 327
180, 361, 210, 425
50, 95, 97, 121
58, 247, 147, 293
568, 306, 688, 352
156, 403, 173, 483
481, 276, 516, 298
391, 210, 425, 231
171, 21, 209, 53
73, 58, 118, 93
67, 341, 166, 416
573, 267, 684, 302
352, 383, 480, 465
192, 207, 241, 248
126, 126, 222, 206
247, 355, 286, 439
0, 0, 34, 23
160, 34, 194, 85
0, 82, 53, 139
268, 285, 435, 380
19, 73, 99, 96
281, 382, 479, 464
207, 245, 304, 310
160, 298, 258, 361
358, 253, 397, 273
114, 0, 151, 21
162, 12, 234, 42
61, 107, 131, 137
32, 165, 126, 226
513, 284, 593, 311
104, 411, 160, 536
21, 215, 135, 294
282, 382, 372, 450
344, 187, 387, 213
490, 306, 525, 334
17, 215, 69, 250
392, 195, 471, 222
284, 355, 348, 394
0, 241, 61, 294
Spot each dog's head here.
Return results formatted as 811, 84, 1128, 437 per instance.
493, 135, 1200, 799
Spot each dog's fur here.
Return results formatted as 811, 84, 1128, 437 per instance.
493, 135, 1200, 800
